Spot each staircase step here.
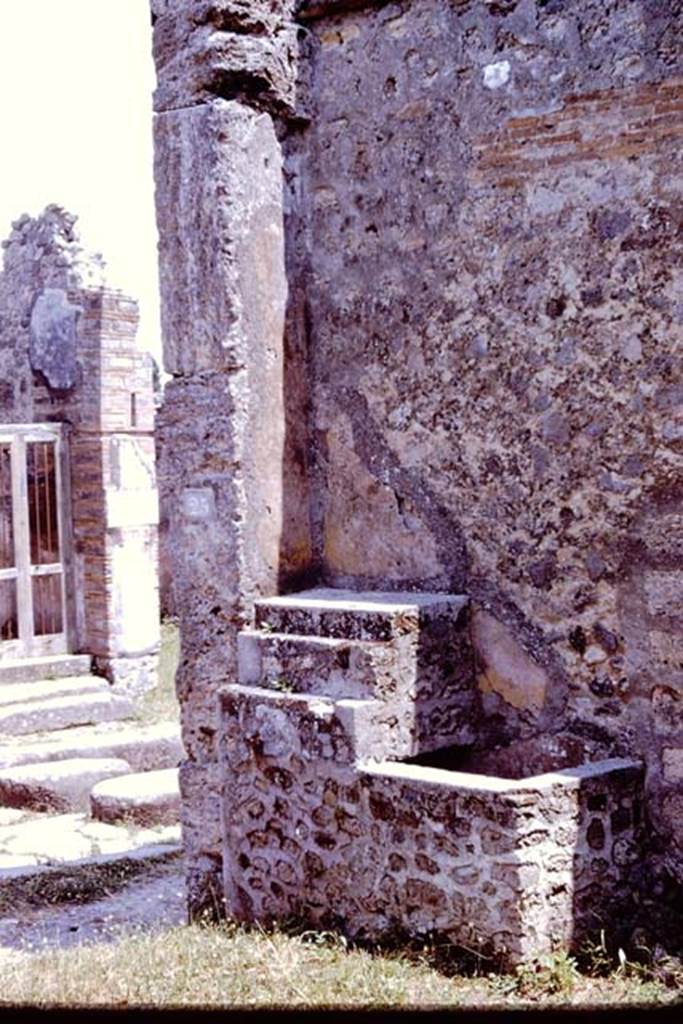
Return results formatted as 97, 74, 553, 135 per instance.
0, 810, 180, 874
0, 691, 136, 737
0, 758, 132, 813
0, 721, 183, 773
0, 675, 109, 709
91, 768, 180, 827
254, 588, 468, 641
0, 654, 92, 686
238, 629, 397, 699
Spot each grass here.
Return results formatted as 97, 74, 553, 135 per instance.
134, 619, 180, 725
0, 919, 680, 1010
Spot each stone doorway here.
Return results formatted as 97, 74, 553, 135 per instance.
0, 423, 70, 660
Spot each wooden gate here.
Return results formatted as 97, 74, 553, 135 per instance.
0, 424, 71, 659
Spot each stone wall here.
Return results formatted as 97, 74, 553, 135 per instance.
150, 0, 683, 916
299, 0, 683, 868
220, 680, 644, 965
0, 207, 160, 693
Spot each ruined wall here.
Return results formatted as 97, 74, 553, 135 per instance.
0, 207, 160, 693
150, 0, 683, 914
298, 0, 683, 870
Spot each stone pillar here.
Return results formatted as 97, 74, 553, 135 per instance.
152, 96, 291, 913
80, 291, 160, 694
32, 287, 160, 695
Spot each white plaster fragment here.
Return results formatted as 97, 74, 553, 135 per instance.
483, 60, 511, 90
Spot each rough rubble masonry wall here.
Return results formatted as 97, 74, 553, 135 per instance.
150, 0, 683, 914
0, 207, 160, 693
220, 683, 644, 964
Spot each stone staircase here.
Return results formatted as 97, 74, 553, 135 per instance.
0, 654, 183, 882
239, 587, 477, 756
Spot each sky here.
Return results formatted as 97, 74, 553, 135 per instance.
0, 0, 161, 360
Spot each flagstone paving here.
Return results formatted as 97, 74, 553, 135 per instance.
0, 657, 183, 889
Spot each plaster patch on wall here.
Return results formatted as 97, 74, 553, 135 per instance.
29, 288, 82, 390
110, 436, 156, 490
110, 531, 160, 655
322, 412, 442, 581
472, 609, 548, 714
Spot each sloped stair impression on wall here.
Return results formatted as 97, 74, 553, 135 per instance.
0, 657, 183, 880
221, 587, 646, 967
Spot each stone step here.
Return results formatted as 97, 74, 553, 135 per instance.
254, 588, 469, 642
0, 721, 184, 773
0, 758, 132, 814
0, 653, 92, 686
0, 809, 181, 876
0, 691, 136, 737
91, 768, 180, 827
0, 675, 108, 709
237, 629, 398, 700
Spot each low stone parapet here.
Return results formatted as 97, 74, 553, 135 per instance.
219, 678, 644, 966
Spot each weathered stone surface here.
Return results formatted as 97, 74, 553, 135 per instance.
0, 676, 106, 709
0, 655, 92, 686
0, 811, 181, 873
0, 758, 131, 814
154, 100, 288, 376
0, 691, 135, 737
149, 0, 683, 938
663, 748, 683, 784
0, 721, 183, 774
91, 768, 180, 827
237, 629, 396, 700
151, 0, 302, 118
251, 589, 477, 754
29, 288, 81, 390
472, 608, 554, 725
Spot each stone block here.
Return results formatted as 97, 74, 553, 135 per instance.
237, 628, 399, 700
0, 691, 135, 737
0, 757, 131, 814
254, 588, 468, 642
91, 768, 180, 827
153, 100, 287, 375
663, 748, 683, 783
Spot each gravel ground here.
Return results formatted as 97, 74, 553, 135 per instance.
0, 859, 185, 962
